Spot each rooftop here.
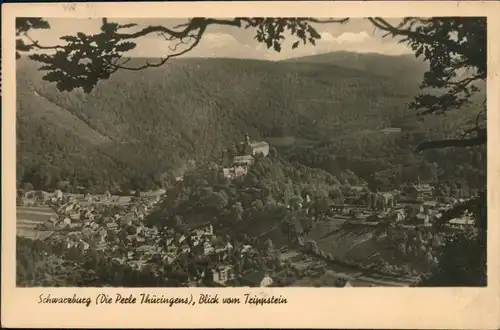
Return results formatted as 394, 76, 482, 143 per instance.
250, 141, 269, 148
240, 270, 267, 285
233, 155, 254, 162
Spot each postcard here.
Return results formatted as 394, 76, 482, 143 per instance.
2, 1, 499, 328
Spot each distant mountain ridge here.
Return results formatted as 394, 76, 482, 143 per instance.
16, 51, 461, 192
285, 51, 429, 79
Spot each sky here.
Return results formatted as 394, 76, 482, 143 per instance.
26, 18, 414, 60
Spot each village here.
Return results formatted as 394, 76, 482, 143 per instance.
18, 192, 278, 287
16, 134, 477, 287
219, 133, 476, 231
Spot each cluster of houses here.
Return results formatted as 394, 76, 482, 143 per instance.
17, 189, 64, 206
280, 180, 476, 230
334, 182, 476, 229
395, 183, 476, 228
400, 182, 435, 201
32, 191, 275, 287
38, 194, 163, 251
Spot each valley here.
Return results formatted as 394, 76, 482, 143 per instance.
16, 50, 486, 288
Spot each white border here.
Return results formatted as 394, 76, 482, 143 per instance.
2, 2, 499, 328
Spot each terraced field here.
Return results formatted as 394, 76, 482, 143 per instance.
16, 194, 138, 240
266, 218, 419, 286
293, 269, 418, 287
280, 247, 418, 287
16, 205, 55, 240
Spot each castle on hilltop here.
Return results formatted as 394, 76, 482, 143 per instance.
240, 132, 270, 158
221, 133, 270, 180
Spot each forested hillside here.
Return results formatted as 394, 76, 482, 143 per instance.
16, 52, 485, 193
285, 51, 429, 79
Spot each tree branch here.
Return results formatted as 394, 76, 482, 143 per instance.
446, 75, 483, 88
113, 25, 207, 71
114, 18, 242, 41
368, 17, 484, 73
415, 135, 486, 152
23, 32, 64, 50
369, 18, 456, 49
306, 18, 350, 24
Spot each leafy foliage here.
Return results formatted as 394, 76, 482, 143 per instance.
26, 21, 140, 93
15, 18, 50, 59
16, 237, 173, 287
368, 17, 486, 150
146, 152, 356, 238
16, 17, 348, 93
418, 191, 487, 286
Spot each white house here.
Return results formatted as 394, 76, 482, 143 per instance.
54, 189, 63, 199
233, 155, 255, 166
212, 265, 235, 285
260, 275, 274, 287
380, 127, 402, 134
392, 209, 406, 222
249, 141, 270, 157
449, 216, 475, 226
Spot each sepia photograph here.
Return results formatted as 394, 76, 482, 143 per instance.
3, 1, 499, 328
15, 15, 487, 288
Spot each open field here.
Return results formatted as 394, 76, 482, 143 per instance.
266, 136, 315, 148
271, 218, 419, 287
293, 270, 418, 287
17, 206, 54, 221
17, 205, 55, 240
305, 218, 381, 259
280, 246, 418, 287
